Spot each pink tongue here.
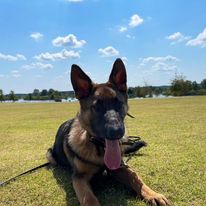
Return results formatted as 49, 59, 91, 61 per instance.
104, 139, 121, 170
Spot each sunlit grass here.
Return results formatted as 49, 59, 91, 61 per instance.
0, 96, 206, 206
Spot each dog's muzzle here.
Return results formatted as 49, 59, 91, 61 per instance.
104, 110, 125, 140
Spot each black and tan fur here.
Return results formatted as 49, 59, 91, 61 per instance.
46, 59, 170, 206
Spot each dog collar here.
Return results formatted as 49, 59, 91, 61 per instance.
89, 136, 105, 148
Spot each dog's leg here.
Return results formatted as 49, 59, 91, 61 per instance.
72, 177, 100, 206
110, 166, 171, 206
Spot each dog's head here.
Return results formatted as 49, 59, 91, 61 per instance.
71, 58, 128, 170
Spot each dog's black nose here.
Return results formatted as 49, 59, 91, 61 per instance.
104, 110, 125, 140
106, 123, 125, 140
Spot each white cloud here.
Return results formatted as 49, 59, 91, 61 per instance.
139, 55, 179, 73
22, 62, 53, 70
152, 62, 177, 72
16, 54, 27, 60
34, 62, 53, 70
186, 28, 206, 47
65, 0, 83, 2
129, 14, 143, 28
121, 56, 128, 62
11, 70, 19, 74
11, 70, 21, 78
119, 14, 143, 35
166, 32, 190, 44
119, 26, 127, 33
30, 32, 44, 41
0, 74, 5, 78
0, 53, 26, 61
34, 49, 80, 61
0, 53, 16, 61
98, 46, 119, 57
21, 64, 33, 70
52, 34, 86, 48
12, 74, 21, 78
142, 55, 179, 64
126, 34, 135, 39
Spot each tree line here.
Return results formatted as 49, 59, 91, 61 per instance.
0, 75, 206, 102
0, 89, 74, 102
128, 76, 206, 98
23, 89, 75, 101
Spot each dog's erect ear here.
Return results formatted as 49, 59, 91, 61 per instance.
109, 58, 127, 92
71, 64, 92, 99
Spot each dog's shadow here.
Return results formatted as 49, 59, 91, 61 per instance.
49, 165, 137, 206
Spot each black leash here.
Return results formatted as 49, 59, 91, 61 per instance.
0, 162, 50, 187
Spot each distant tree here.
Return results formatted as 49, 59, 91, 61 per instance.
9, 90, 17, 102
53, 90, 62, 102
170, 74, 192, 96
200, 79, 206, 89
33, 89, 40, 96
40, 89, 48, 96
136, 86, 147, 98
128, 87, 136, 98
192, 81, 199, 91
147, 86, 153, 98
28, 93, 33, 100
48, 89, 55, 95
185, 80, 193, 91
0, 89, 4, 102
154, 87, 162, 97
24, 93, 33, 101
48, 89, 55, 100
162, 88, 171, 96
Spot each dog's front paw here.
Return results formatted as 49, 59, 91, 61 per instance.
144, 193, 171, 206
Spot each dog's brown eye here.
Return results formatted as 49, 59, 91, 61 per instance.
91, 100, 104, 113
114, 99, 123, 110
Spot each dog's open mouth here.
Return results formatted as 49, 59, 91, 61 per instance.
104, 139, 121, 170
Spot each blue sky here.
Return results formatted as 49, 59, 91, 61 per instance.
0, 0, 206, 93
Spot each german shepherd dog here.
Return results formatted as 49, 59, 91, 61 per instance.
46, 59, 170, 206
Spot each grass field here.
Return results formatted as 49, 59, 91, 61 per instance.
0, 96, 206, 206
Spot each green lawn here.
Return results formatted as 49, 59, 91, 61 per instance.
0, 96, 206, 206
